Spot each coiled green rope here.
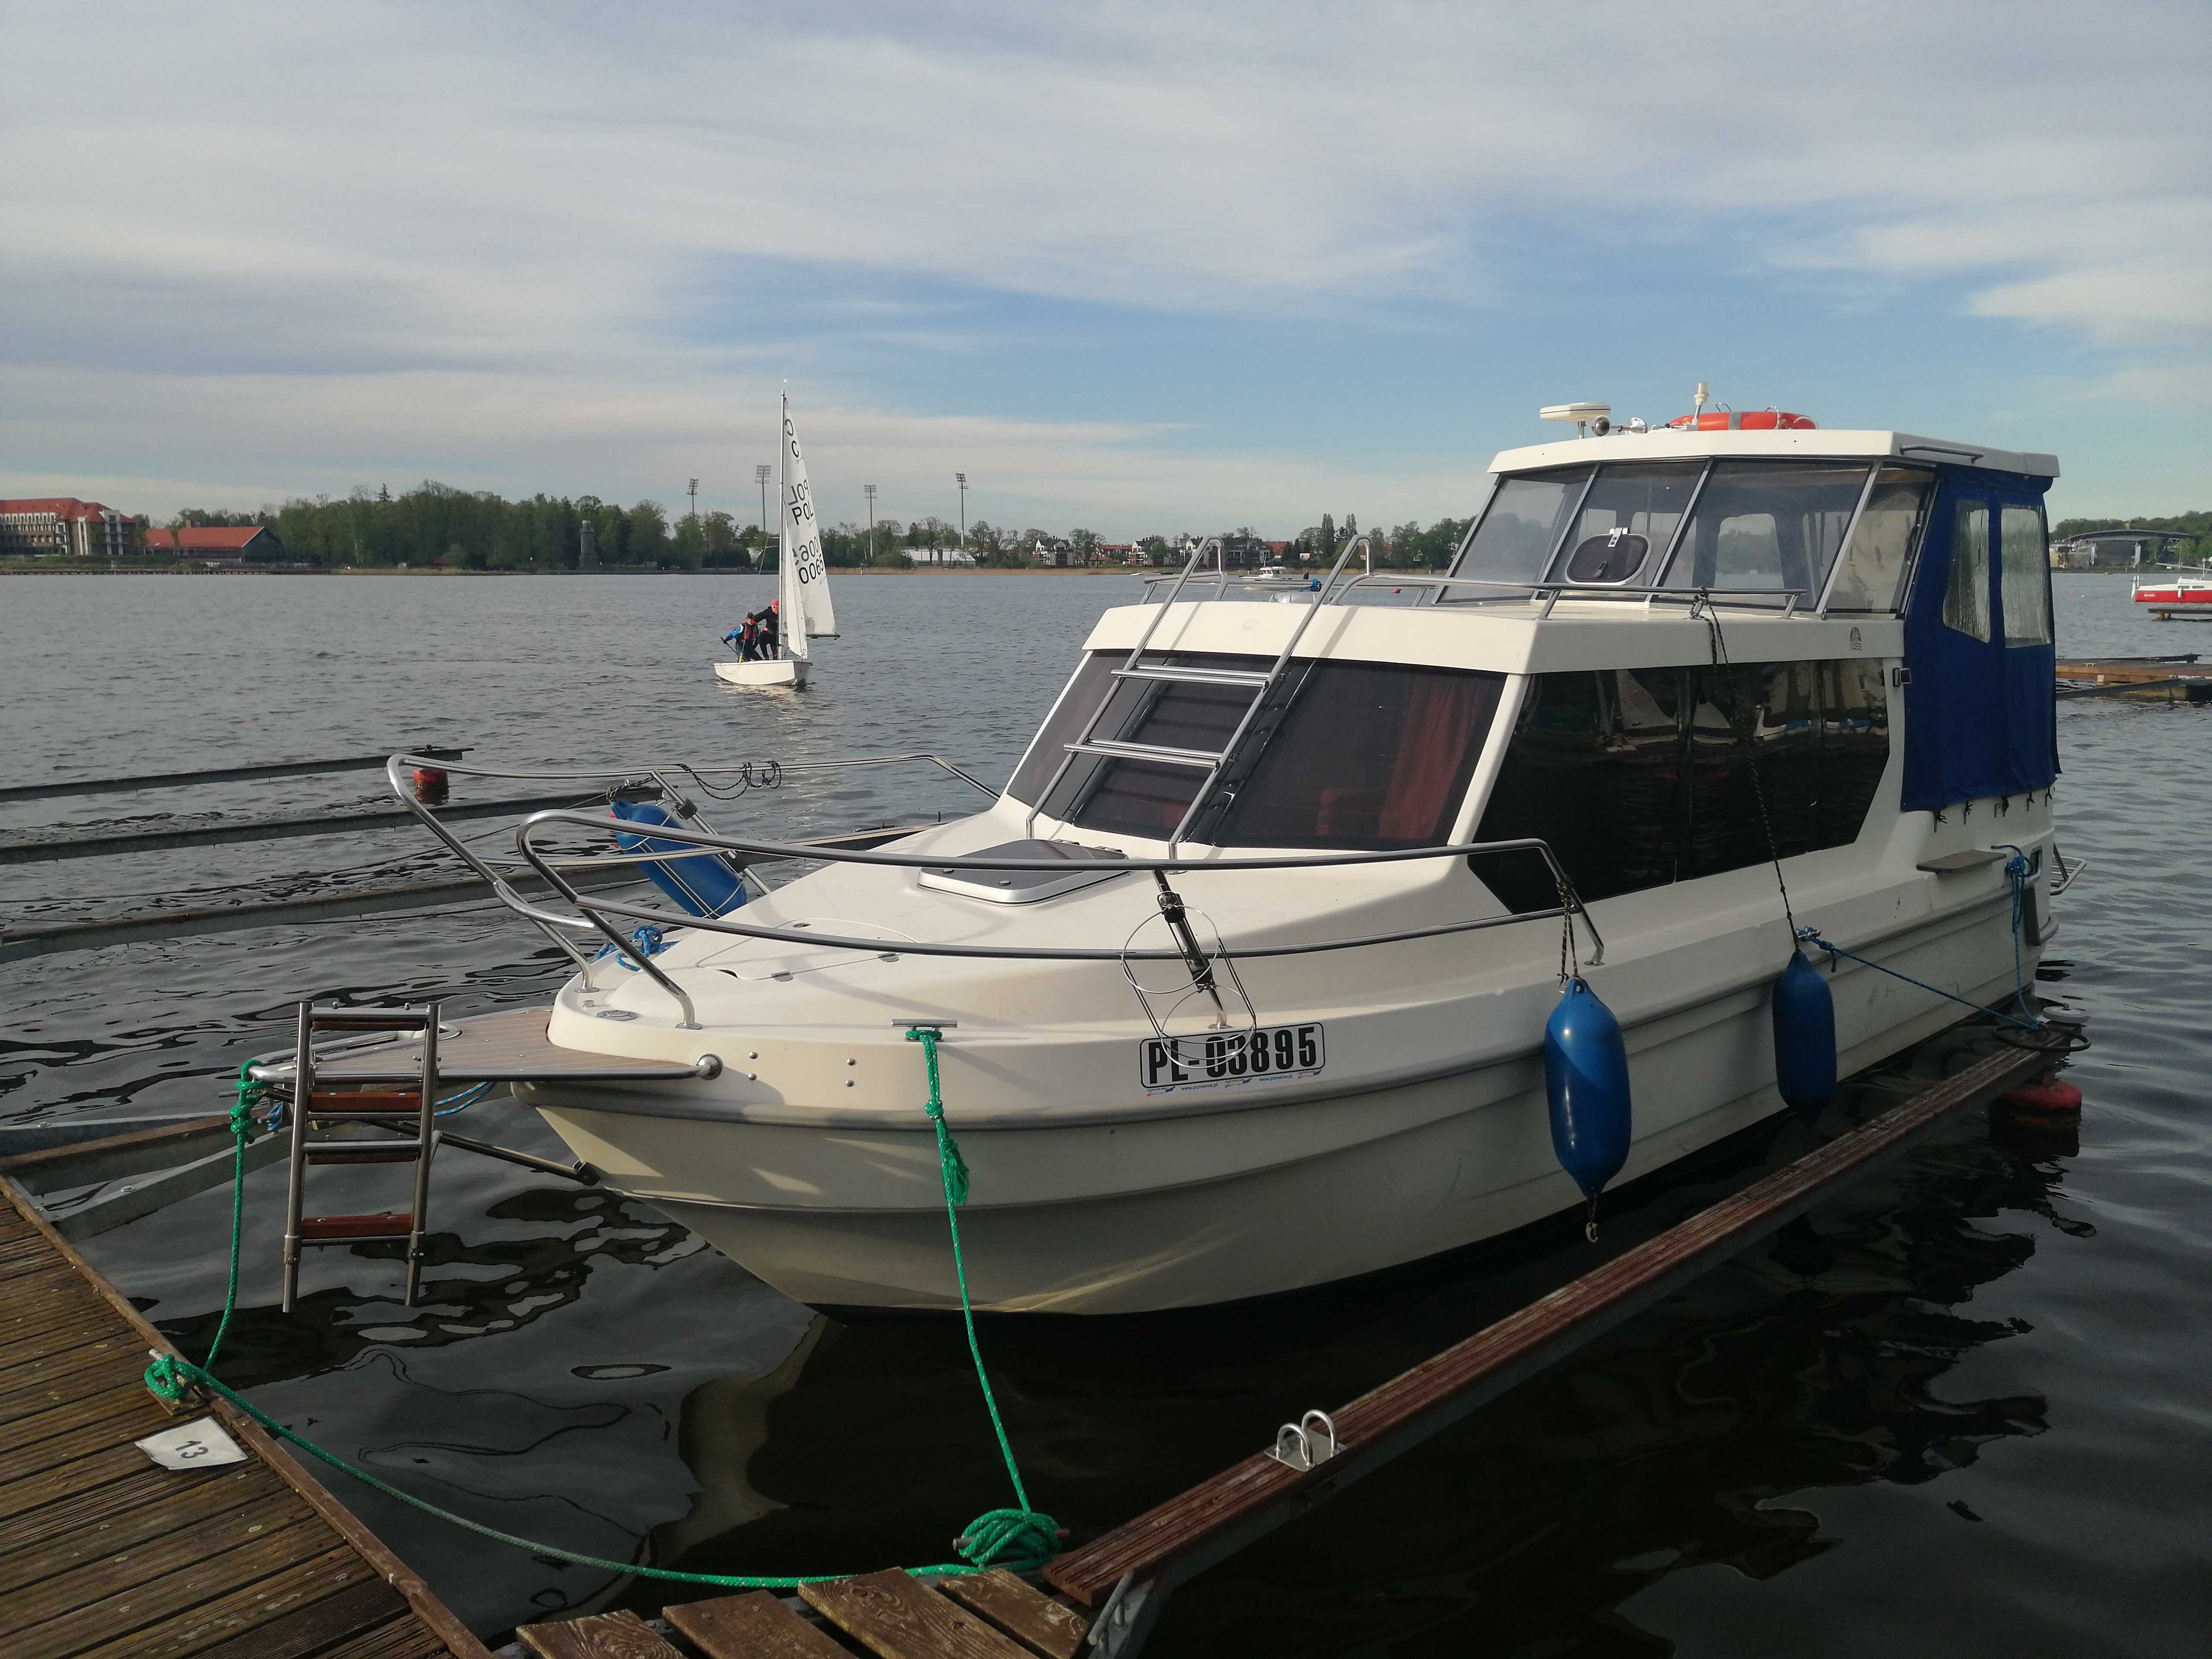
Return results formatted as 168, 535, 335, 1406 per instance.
143, 1030, 1060, 1586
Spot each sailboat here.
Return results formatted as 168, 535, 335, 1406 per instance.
716, 394, 839, 688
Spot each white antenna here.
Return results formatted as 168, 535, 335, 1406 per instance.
1693, 382, 1709, 417
1539, 401, 1611, 439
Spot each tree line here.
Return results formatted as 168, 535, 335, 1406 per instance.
156, 481, 1477, 571
2052, 509, 2210, 563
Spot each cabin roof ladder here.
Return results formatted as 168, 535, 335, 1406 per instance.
1024, 534, 1370, 854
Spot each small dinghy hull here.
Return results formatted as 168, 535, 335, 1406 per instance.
715, 658, 809, 688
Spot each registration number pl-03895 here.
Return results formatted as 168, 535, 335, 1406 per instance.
1140, 1023, 1325, 1089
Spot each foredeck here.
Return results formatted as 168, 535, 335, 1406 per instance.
0, 1176, 490, 1659
252, 1008, 707, 1087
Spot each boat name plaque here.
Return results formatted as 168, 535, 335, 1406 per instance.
1141, 1023, 1325, 1092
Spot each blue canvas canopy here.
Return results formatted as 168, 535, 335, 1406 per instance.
1900, 464, 2059, 813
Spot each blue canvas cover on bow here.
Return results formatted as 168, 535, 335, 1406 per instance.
1900, 464, 2059, 812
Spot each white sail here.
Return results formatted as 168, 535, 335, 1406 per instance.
779, 395, 838, 651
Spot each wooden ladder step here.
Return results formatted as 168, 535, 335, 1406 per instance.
666, 1590, 851, 1658
296, 1213, 413, 1243
939, 1570, 1090, 1659
519, 1608, 684, 1658
306, 1091, 423, 1116
305, 1142, 426, 1166
800, 1570, 1034, 1659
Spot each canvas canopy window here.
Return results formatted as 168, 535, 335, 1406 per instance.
1899, 465, 2058, 810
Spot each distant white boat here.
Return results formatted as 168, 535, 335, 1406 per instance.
716, 394, 838, 689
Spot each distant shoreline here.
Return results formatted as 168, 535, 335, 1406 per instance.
0, 563, 1151, 577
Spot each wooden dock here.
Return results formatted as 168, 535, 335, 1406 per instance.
2055, 654, 2212, 702
0, 1175, 491, 1659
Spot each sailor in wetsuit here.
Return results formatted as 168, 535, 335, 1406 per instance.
760, 600, 781, 658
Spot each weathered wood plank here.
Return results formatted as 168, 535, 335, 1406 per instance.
518, 1608, 687, 1659
13, 1516, 331, 1658
0, 1374, 166, 1456
307, 1617, 457, 1659
937, 1572, 1089, 1659
0, 1176, 492, 1659
665, 1590, 853, 1659
0, 1329, 135, 1396
800, 1570, 1033, 1659
191, 1576, 412, 1659
64, 1545, 374, 1659
0, 1472, 299, 1598
0, 1336, 145, 1415
0, 1433, 253, 1531
0, 1503, 318, 1638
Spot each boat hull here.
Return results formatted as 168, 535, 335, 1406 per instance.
715, 658, 810, 687
528, 903, 2035, 1315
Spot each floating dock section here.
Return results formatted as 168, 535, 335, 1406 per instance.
0, 1178, 490, 1659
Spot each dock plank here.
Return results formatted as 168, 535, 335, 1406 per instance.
0, 1506, 321, 1639
191, 1576, 412, 1659
517, 1608, 687, 1659
64, 1544, 374, 1659
800, 1570, 1033, 1659
13, 1517, 334, 1657
0, 1474, 295, 1598
0, 1433, 249, 1531
0, 1330, 134, 1396
666, 1590, 852, 1659
0, 1168, 492, 1659
938, 1572, 1088, 1659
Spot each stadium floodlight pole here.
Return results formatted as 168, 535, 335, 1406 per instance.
864, 483, 877, 563
956, 472, 967, 555
755, 464, 771, 533
687, 478, 699, 522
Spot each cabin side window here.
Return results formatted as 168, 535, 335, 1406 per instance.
1824, 466, 1932, 612
1942, 500, 1992, 642
1471, 660, 1890, 912
2000, 504, 2053, 645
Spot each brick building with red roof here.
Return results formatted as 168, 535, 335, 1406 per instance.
139, 525, 287, 563
0, 497, 132, 558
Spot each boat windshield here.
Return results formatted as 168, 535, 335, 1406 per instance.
1006, 652, 1504, 848
1448, 457, 1922, 610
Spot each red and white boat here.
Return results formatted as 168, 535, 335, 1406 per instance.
2133, 573, 2212, 614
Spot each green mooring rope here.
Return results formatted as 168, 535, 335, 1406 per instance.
143, 1031, 1060, 1586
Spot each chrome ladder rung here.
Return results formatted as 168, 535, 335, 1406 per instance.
1111, 663, 1272, 688
1064, 738, 1225, 769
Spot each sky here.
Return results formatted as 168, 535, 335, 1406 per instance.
3, 1, 2208, 537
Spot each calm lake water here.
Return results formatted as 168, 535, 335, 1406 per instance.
0, 572, 2205, 1655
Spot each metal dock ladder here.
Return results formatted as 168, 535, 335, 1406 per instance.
281, 1000, 440, 1312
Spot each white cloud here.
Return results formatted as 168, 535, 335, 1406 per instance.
3, 1, 2208, 523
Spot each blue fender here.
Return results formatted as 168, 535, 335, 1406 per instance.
1771, 950, 1837, 1124
1545, 977, 1632, 1233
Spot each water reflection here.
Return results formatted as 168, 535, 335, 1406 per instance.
619, 1032, 2085, 1659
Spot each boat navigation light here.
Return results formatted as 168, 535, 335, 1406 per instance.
1539, 401, 1611, 438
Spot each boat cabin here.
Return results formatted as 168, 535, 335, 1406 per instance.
1004, 411, 2061, 915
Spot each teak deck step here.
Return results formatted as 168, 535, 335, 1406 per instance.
0, 1177, 489, 1658
296, 1213, 415, 1242
519, 1570, 1090, 1659
307, 1091, 426, 1116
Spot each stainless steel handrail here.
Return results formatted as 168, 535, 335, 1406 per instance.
384, 750, 996, 1028
502, 807, 1609, 1027
1352, 574, 1812, 616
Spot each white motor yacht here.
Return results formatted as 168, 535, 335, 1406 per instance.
384, 402, 2069, 1315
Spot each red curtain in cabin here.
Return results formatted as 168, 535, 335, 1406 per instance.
1376, 670, 1483, 842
